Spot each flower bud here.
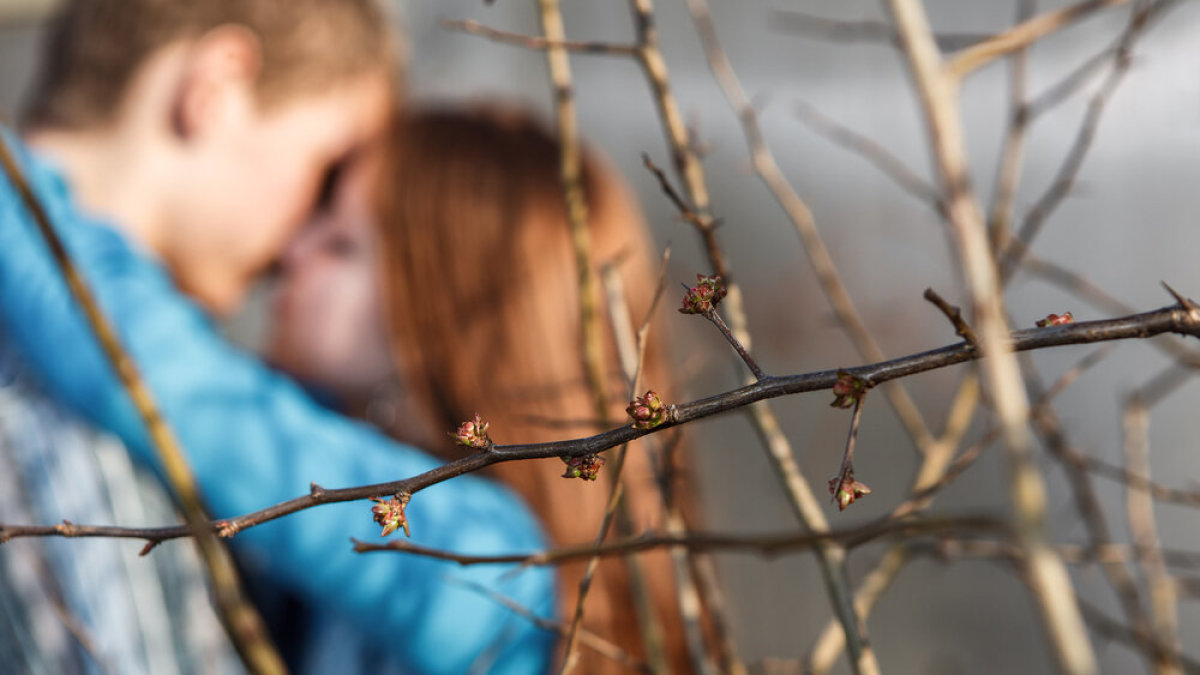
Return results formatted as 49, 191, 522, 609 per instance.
830, 370, 867, 409
828, 473, 871, 511
371, 494, 411, 537
1036, 312, 1074, 327
451, 413, 491, 449
626, 390, 668, 429
679, 274, 727, 315
562, 454, 606, 481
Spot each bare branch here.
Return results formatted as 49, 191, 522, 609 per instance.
700, 307, 765, 380
768, 9, 986, 51
443, 18, 639, 56
533, 2, 624, 667
1122, 396, 1184, 674
352, 516, 1006, 564
794, 100, 941, 209
1000, 1, 1171, 281
986, 0, 1034, 255
923, 287, 979, 345
1078, 602, 1200, 674
451, 578, 653, 674
885, 1, 1097, 671
947, 0, 1131, 79
687, 0, 936, 458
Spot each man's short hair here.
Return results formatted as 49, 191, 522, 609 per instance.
24, 0, 394, 130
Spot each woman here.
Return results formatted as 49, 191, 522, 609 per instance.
269, 106, 697, 673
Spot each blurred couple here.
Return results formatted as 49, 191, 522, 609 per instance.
265, 106, 696, 673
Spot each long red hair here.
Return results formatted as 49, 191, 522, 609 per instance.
375, 105, 694, 674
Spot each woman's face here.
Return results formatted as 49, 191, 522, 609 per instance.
267, 152, 396, 400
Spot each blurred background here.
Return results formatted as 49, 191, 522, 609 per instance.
3, 1, 1198, 672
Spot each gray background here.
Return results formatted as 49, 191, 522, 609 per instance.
3, 1, 1198, 672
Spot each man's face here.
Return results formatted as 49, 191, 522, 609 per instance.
172, 72, 391, 314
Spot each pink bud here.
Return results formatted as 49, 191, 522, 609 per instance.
1036, 312, 1074, 327
562, 454, 606, 481
830, 370, 867, 409
626, 390, 668, 429
679, 274, 727, 315
451, 413, 491, 449
371, 495, 411, 537
828, 474, 871, 511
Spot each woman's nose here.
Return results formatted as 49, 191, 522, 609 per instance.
276, 224, 323, 277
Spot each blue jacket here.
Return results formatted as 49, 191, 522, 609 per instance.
0, 131, 556, 674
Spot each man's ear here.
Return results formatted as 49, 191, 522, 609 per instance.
169, 25, 263, 140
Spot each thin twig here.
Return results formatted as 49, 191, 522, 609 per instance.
1000, 1, 1173, 281
908, 539, 1200, 575
449, 577, 653, 674
947, 0, 1131, 79
638, 1, 883, 671
828, 391, 870, 512
987, 0, 1034, 255
794, 100, 941, 209
806, 366, 982, 673
1026, 47, 1119, 118
702, 308, 765, 380
1082, 455, 1200, 508
531, 3, 618, 668
687, 543, 746, 675
641, 154, 710, 231
923, 288, 979, 345
767, 10, 986, 51
443, 18, 639, 56
601, 256, 674, 674
632, 247, 672, 396
1022, 354, 1166, 672
686, 0, 935, 455
1078, 602, 1200, 674
1123, 396, 1184, 674
353, 516, 1006, 563
1022, 254, 1200, 370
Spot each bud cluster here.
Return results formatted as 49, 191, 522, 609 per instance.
830, 370, 868, 409
562, 454, 606, 481
626, 390, 668, 430
371, 494, 411, 538
452, 413, 491, 449
828, 473, 872, 511
679, 274, 727, 315
1036, 312, 1074, 327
